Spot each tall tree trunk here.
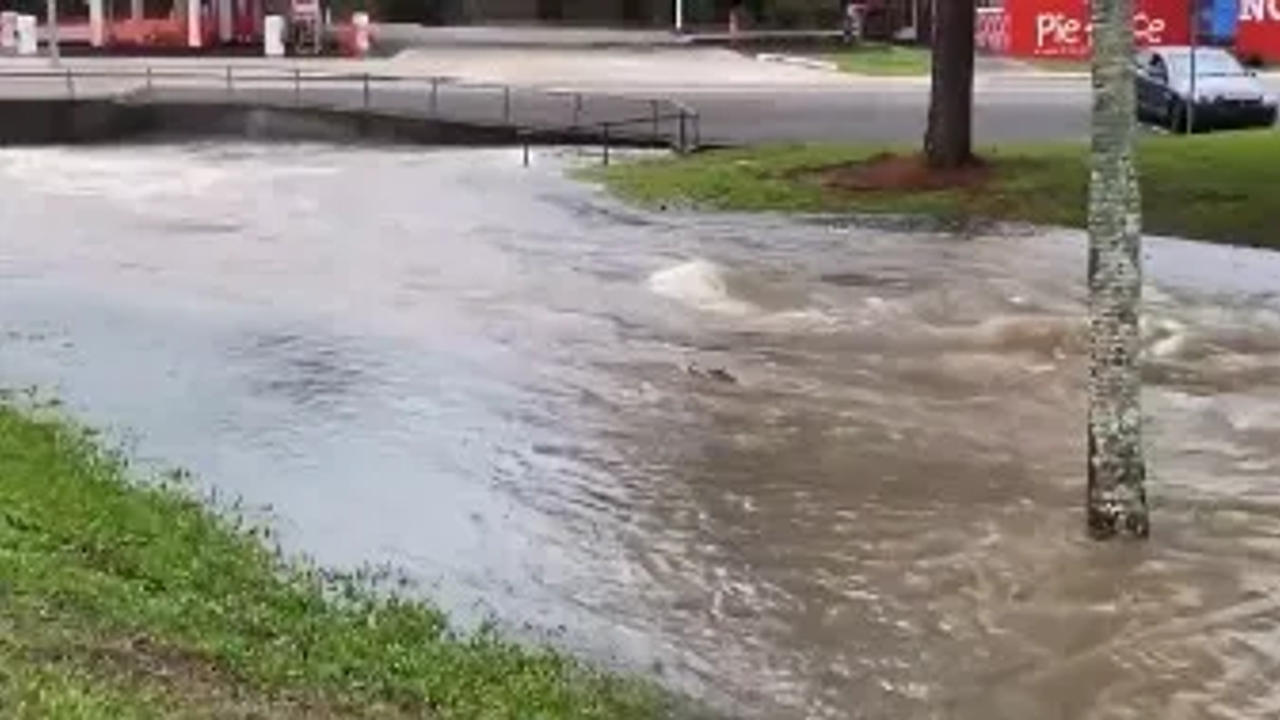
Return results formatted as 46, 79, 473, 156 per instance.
924, 0, 974, 168
1087, 0, 1147, 539
917, 0, 933, 45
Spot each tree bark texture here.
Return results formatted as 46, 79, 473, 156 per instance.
924, 0, 974, 168
1087, 0, 1148, 539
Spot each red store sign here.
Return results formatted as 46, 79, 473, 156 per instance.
992, 0, 1190, 58
1238, 0, 1280, 62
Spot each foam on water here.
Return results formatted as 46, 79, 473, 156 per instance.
647, 258, 760, 316
0, 145, 338, 209
645, 258, 840, 336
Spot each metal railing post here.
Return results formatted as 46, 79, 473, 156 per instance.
572, 93, 582, 127
678, 110, 687, 153
429, 77, 439, 117
64, 68, 74, 100
225, 65, 233, 96
362, 73, 370, 110
602, 123, 610, 166
521, 132, 530, 168
502, 85, 511, 124
293, 68, 301, 106
145, 66, 153, 94
693, 112, 701, 150
651, 99, 660, 143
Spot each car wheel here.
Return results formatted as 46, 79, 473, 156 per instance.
1168, 101, 1188, 134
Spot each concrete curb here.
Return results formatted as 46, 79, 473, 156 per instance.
754, 52, 1097, 82
983, 71, 1089, 81
754, 53, 838, 72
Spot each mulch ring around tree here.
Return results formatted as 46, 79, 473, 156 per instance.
808, 152, 993, 193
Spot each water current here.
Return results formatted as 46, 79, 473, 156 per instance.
1, 144, 1278, 719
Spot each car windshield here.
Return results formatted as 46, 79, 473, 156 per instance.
1164, 49, 1247, 78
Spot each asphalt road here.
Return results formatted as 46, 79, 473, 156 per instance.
671, 81, 1093, 145
140, 75, 1093, 147
380, 45, 1280, 145
2, 49, 1276, 146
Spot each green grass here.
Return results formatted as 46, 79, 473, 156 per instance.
822, 42, 931, 76
586, 133, 1280, 248
0, 401, 687, 719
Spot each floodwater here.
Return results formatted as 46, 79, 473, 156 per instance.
1, 144, 1279, 720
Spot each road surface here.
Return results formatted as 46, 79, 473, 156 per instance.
1, 47, 1275, 145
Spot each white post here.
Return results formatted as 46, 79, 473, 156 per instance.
218, 0, 232, 42
1188, 0, 1198, 132
263, 13, 283, 56
187, 0, 200, 47
674, 0, 683, 32
16, 14, 37, 54
88, 0, 104, 47
44, 0, 58, 62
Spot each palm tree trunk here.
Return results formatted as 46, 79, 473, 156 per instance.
924, 0, 974, 169
1087, 0, 1147, 539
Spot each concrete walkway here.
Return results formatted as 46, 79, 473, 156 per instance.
375, 25, 687, 49
374, 24, 851, 50
391, 45, 861, 90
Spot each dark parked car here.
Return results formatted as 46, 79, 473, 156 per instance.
1135, 46, 1278, 132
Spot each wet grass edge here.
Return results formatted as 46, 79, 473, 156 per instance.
578, 133, 1280, 249
0, 396, 694, 720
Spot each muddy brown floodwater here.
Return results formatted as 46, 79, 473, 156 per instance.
1, 144, 1278, 719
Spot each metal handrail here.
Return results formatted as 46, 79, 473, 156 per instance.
0, 64, 702, 158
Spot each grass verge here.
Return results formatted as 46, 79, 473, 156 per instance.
584, 132, 1280, 248
822, 42, 931, 76
0, 401, 682, 719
